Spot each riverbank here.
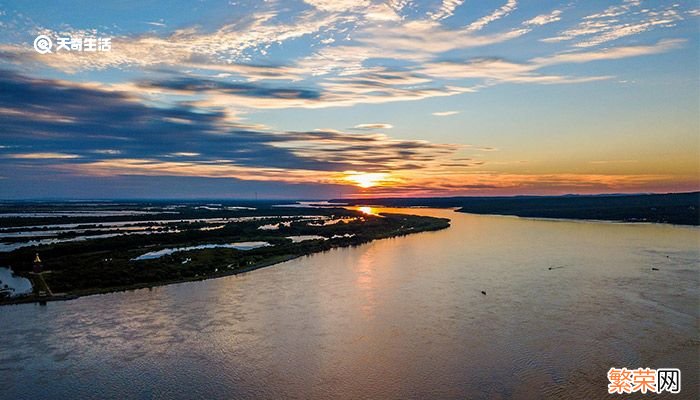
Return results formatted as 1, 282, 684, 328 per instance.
336, 192, 700, 226
2, 253, 303, 306
0, 211, 450, 306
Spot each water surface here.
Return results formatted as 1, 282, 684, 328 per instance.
0, 208, 698, 399
0, 267, 33, 296
131, 242, 272, 261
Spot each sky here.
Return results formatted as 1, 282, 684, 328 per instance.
0, 0, 698, 199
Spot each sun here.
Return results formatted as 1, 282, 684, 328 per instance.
344, 171, 389, 188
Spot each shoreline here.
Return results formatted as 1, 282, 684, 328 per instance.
0, 219, 449, 307
338, 192, 700, 226
453, 210, 700, 229
7, 203, 693, 307
1, 253, 305, 307
353, 205, 699, 227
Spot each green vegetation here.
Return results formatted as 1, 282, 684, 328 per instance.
0, 206, 449, 304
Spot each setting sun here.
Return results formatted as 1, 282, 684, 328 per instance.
344, 172, 389, 188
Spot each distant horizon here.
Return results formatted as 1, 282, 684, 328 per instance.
1, 190, 698, 202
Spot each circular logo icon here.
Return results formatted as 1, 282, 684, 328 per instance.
33, 35, 53, 54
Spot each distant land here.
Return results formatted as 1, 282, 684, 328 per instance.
337, 192, 700, 226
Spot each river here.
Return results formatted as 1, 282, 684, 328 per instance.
0, 208, 698, 399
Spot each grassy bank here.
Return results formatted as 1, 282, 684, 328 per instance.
1, 211, 450, 305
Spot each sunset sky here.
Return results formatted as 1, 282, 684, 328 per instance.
0, 0, 698, 199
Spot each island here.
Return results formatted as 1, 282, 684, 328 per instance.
0, 202, 450, 305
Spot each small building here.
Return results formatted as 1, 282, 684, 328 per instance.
33, 253, 43, 273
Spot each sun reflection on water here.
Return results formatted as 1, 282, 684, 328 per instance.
358, 206, 375, 215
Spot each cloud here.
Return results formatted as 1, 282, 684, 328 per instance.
93, 149, 122, 155
302, 0, 400, 22
3, 32, 682, 116
302, 0, 369, 13
364, 3, 402, 21
524, 10, 562, 26
356, 20, 530, 59
420, 58, 610, 85
137, 76, 322, 100
346, 172, 686, 197
466, 0, 518, 32
6, 152, 81, 159
131, 68, 475, 109
353, 123, 393, 129
429, 0, 465, 21
2, 0, 681, 115
583, 0, 642, 20
471, 146, 498, 152
417, 38, 682, 85
432, 111, 460, 116
542, 2, 684, 47
169, 152, 200, 157
0, 69, 471, 186
0, 1, 695, 198
589, 159, 638, 164
533, 38, 686, 66
2, 8, 346, 72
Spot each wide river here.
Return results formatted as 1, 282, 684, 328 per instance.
1, 208, 698, 399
